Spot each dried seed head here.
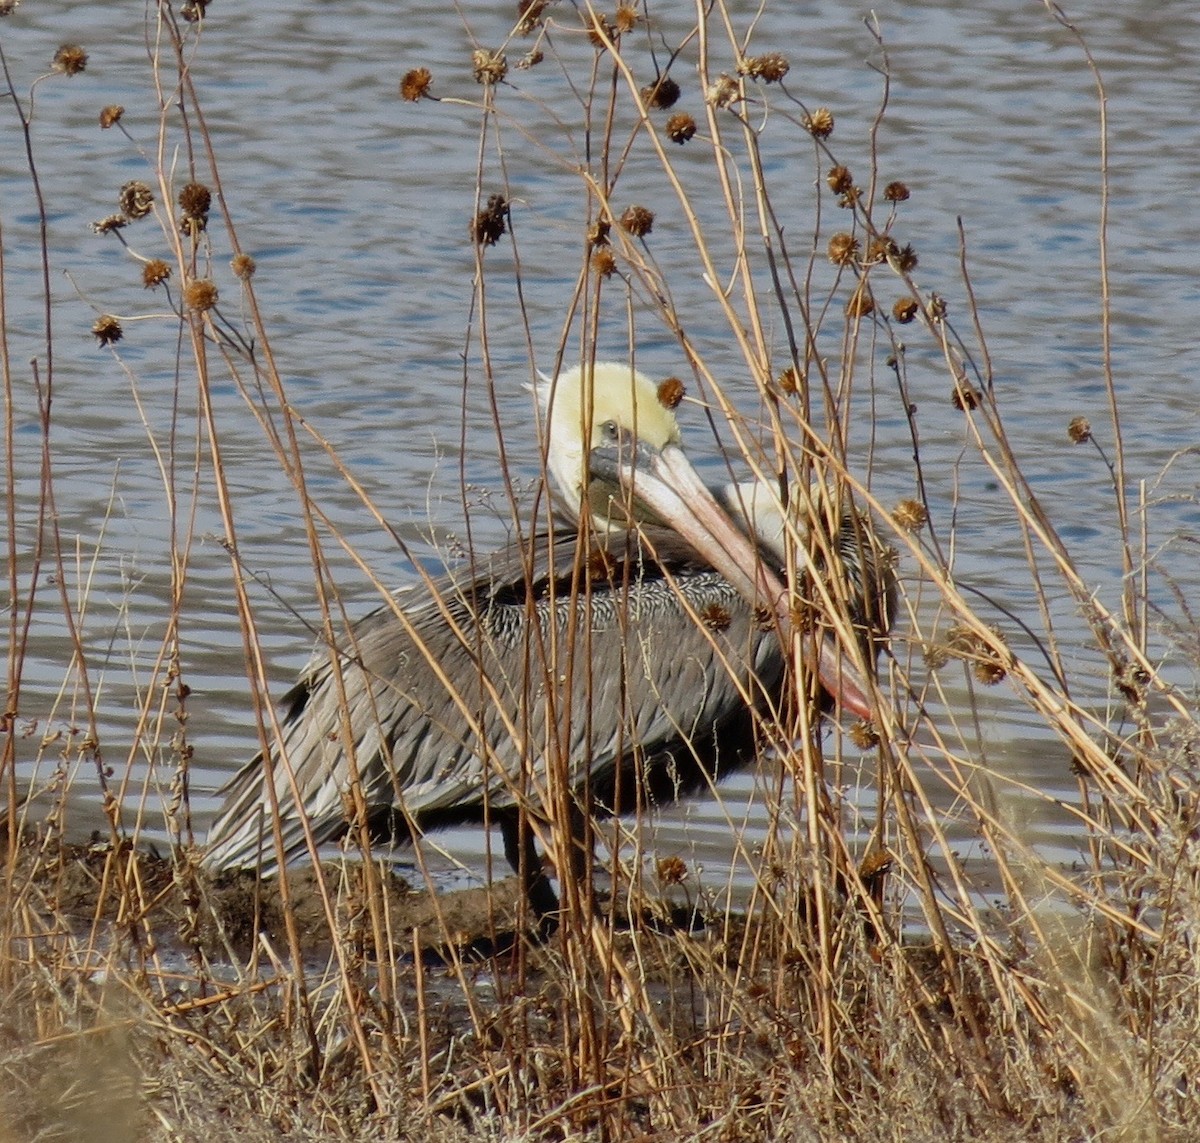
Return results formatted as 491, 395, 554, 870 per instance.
92, 315, 122, 346
866, 236, 898, 265
400, 67, 433, 101
183, 278, 218, 312
586, 549, 616, 581
657, 376, 685, 409
804, 107, 834, 138
53, 45, 88, 76
827, 232, 858, 266
99, 105, 124, 129
179, 214, 207, 238
178, 182, 211, 220
923, 643, 950, 671
838, 186, 862, 209
657, 855, 688, 886
952, 383, 980, 411
181, 0, 209, 20
516, 0, 548, 34
826, 165, 853, 193
231, 253, 257, 280
640, 75, 680, 110
892, 296, 919, 324
142, 259, 171, 288
619, 204, 654, 237
896, 244, 918, 273
705, 73, 740, 109
845, 284, 874, 319
585, 13, 613, 48
926, 294, 947, 321
699, 602, 732, 632
516, 48, 544, 69
665, 112, 696, 143
592, 247, 617, 277
974, 658, 1007, 685
614, 4, 639, 33
588, 217, 611, 247
892, 498, 927, 531
849, 720, 880, 750
119, 181, 154, 220
90, 214, 127, 235
738, 52, 789, 83
472, 49, 507, 85
777, 366, 800, 394
1067, 416, 1092, 444
471, 194, 509, 246
883, 181, 910, 203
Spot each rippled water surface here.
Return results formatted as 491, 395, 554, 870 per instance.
2, 1, 1197, 903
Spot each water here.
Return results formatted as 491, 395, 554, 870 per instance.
1, 1, 1196, 906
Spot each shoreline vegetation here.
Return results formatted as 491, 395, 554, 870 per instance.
3, 2, 1197, 1139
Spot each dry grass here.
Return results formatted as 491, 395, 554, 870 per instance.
1, 1, 1198, 1139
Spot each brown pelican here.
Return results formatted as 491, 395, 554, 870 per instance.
203, 362, 894, 926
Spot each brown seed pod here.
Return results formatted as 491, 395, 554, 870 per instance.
952, 383, 981, 411
699, 602, 732, 632
845, 284, 875, 319
592, 248, 617, 277
883, 181, 910, 203
181, 0, 209, 20
665, 112, 696, 143
738, 52, 789, 83
183, 279, 218, 312
472, 48, 507, 85
896, 244, 918, 273
53, 45, 87, 75
892, 296, 919, 324
776, 366, 800, 395
706, 74, 739, 108
400, 67, 433, 101
892, 498, 928, 531
926, 294, 947, 321
657, 855, 688, 886
827, 232, 859, 266
90, 215, 127, 235
231, 253, 257, 280
142, 259, 172, 288
99, 105, 124, 129
849, 720, 880, 750
585, 13, 613, 48
619, 205, 654, 238
471, 194, 509, 246
804, 107, 834, 138
826, 165, 853, 193
516, 0, 548, 34
588, 218, 611, 247
640, 75, 680, 109
1067, 416, 1092, 444
866, 236, 898, 265
614, 4, 638, 33
119, 181, 154, 220
92, 315, 122, 346
178, 182, 211, 220
657, 376, 685, 409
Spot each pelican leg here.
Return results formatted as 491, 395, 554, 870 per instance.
500, 811, 560, 938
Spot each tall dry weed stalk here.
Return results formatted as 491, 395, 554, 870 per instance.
0, 0, 1195, 1139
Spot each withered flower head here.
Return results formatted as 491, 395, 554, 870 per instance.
231, 252, 257, 280
952, 383, 980, 411
592, 247, 617, 277
849, 720, 880, 750
826, 165, 853, 193
896, 244, 918, 273
515, 0, 548, 34
142, 259, 171, 288
619, 204, 654, 238
738, 52, 789, 83
181, 0, 209, 20
804, 107, 834, 138
665, 112, 696, 144
119, 181, 154, 220
777, 366, 800, 395
585, 13, 613, 49
926, 293, 947, 321
706, 73, 739, 109
178, 182, 211, 219
1067, 416, 1092, 444
183, 278, 218, 312
90, 214, 126, 235
923, 643, 950, 671
586, 549, 616, 581
883, 181, 910, 203
92, 315, 122, 346
838, 186, 862, 209
640, 74, 680, 110
471, 194, 509, 246
866, 236, 898, 265
179, 214, 207, 238
845, 285, 875, 319
657, 855, 688, 886
588, 217, 611, 247
657, 376, 685, 409
472, 48, 507, 85
614, 4, 638, 33
827, 232, 858, 266
892, 296, 919, 324
516, 48, 544, 69
699, 602, 732, 632
99, 105, 124, 129
892, 498, 928, 531
53, 45, 88, 75
400, 67, 433, 101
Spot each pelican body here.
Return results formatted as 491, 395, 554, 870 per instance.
204, 363, 894, 924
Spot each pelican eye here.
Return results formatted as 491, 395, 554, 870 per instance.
600, 419, 620, 443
